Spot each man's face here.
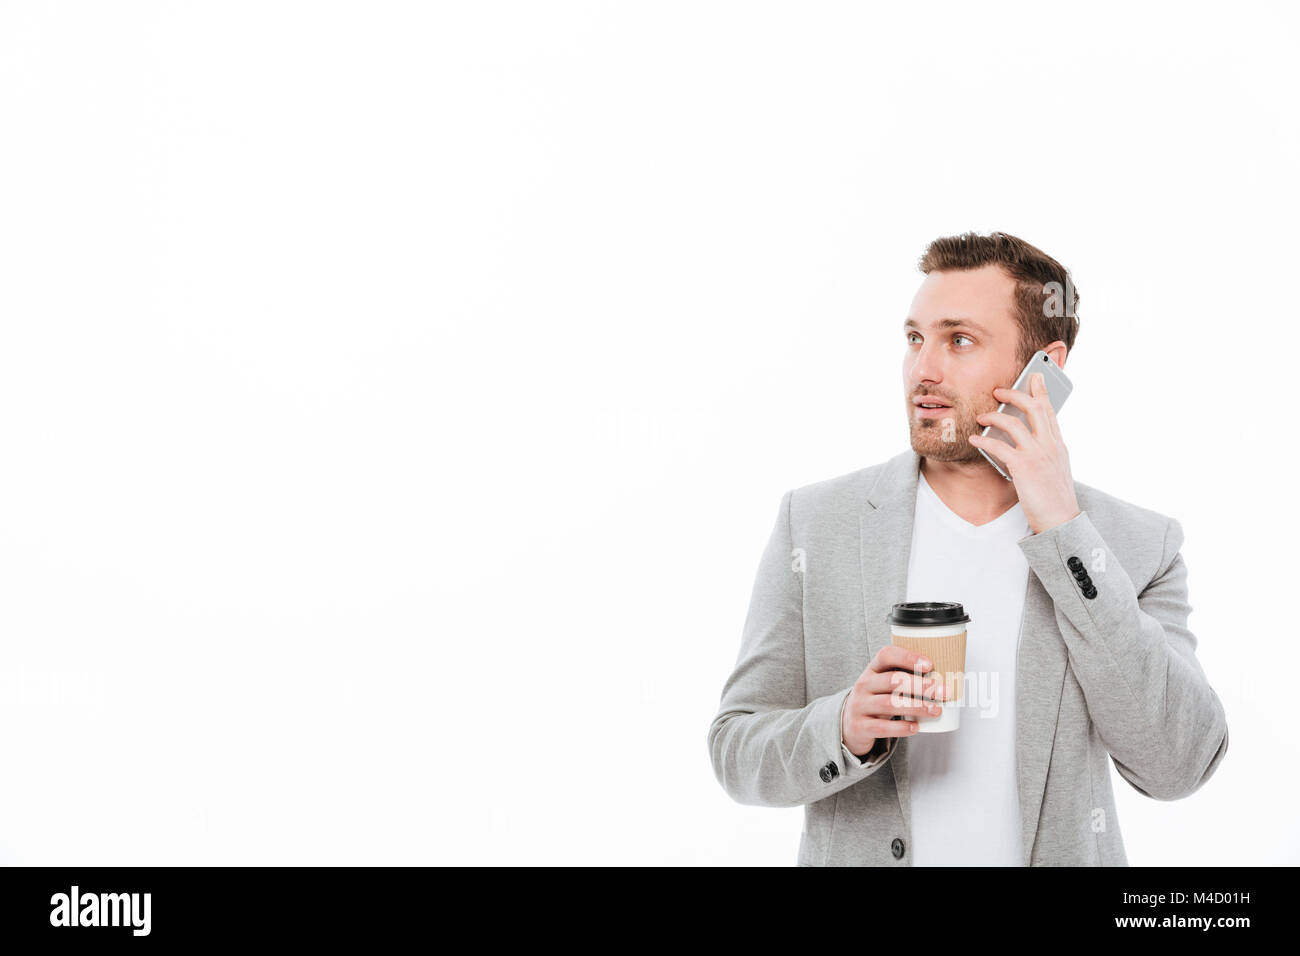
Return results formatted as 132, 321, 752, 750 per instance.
903, 264, 1025, 463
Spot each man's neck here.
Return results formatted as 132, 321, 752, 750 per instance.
920, 456, 1021, 527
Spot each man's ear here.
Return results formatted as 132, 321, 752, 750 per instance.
1040, 341, 1068, 370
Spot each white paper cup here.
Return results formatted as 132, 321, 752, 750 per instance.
888, 603, 969, 734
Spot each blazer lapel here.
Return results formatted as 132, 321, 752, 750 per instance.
857, 447, 1068, 866
858, 449, 924, 841
1013, 565, 1069, 865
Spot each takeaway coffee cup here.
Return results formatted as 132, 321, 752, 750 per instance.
888, 602, 969, 733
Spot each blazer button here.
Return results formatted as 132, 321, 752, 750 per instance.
891, 837, 905, 860
1083, 585, 1098, 599
1067, 556, 1082, 570
819, 761, 839, 783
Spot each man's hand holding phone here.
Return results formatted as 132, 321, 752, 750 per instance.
969, 371, 1082, 535
841, 646, 949, 758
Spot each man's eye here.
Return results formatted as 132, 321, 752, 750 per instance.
907, 331, 973, 347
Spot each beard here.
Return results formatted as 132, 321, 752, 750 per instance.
907, 398, 996, 463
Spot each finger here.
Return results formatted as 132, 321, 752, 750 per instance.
1035, 373, 1064, 443
869, 644, 934, 675
1025, 373, 1062, 443
867, 669, 947, 701
993, 381, 1052, 440
979, 407, 1035, 449
968, 430, 1017, 467
858, 716, 920, 738
864, 692, 946, 720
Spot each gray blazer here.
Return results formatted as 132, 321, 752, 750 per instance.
708, 448, 1229, 866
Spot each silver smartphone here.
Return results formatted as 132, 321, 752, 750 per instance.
977, 350, 1073, 481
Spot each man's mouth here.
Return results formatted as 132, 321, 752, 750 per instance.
913, 398, 954, 418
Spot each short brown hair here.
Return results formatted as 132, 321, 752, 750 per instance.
917, 231, 1080, 366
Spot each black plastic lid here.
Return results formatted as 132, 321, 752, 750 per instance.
888, 601, 970, 626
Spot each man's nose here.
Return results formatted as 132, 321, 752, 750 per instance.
909, 341, 946, 385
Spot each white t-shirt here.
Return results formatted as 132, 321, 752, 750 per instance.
903, 469, 1030, 866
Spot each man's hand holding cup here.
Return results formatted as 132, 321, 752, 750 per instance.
841, 646, 950, 758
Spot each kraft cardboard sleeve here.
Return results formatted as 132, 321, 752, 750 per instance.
890, 630, 967, 702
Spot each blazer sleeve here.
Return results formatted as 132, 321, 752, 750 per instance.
1018, 510, 1229, 801
708, 489, 896, 809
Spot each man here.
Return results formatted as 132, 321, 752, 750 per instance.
707, 231, 1229, 866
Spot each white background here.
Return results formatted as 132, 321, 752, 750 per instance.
0, 1, 1295, 865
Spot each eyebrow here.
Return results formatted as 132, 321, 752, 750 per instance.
903, 317, 993, 336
